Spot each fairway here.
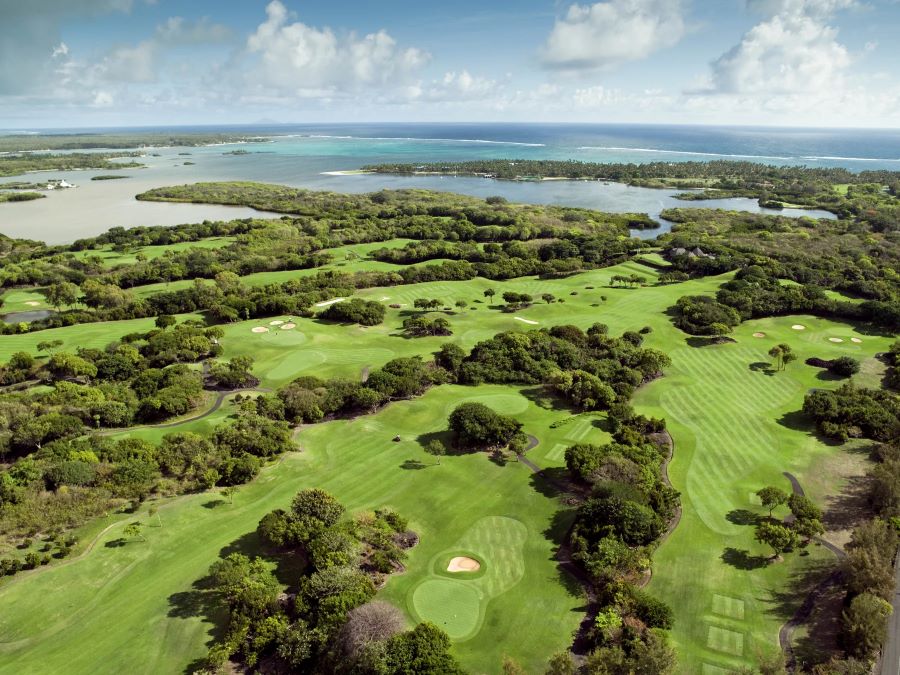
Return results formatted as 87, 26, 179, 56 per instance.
635, 314, 894, 672
0, 385, 585, 674
0, 258, 893, 674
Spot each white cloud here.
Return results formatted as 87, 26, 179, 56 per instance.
704, 13, 850, 94
98, 41, 158, 83
541, 0, 685, 70
245, 1, 429, 93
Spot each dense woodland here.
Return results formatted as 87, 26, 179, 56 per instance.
0, 153, 143, 178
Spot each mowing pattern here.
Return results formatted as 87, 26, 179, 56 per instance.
712, 594, 746, 621
660, 345, 801, 536
707, 625, 745, 656
411, 516, 528, 641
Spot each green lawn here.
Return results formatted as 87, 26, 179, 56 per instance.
0, 288, 50, 313
635, 315, 893, 673
0, 314, 203, 363
0, 385, 584, 674
0, 258, 890, 673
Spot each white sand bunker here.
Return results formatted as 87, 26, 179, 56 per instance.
280, 322, 296, 330
447, 556, 481, 573
24, 301, 40, 307
791, 324, 806, 330
379, 296, 391, 301
251, 326, 269, 334
270, 320, 284, 326
514, 317, 539, 325
752, 332, 766, 338
828, 337, 844, 343
315, 297, 345, 307
851, 337, 862, 344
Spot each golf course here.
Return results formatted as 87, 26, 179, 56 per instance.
1, 253, 893, 672
0, 176, 897, 674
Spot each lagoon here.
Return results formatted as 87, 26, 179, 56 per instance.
0, 128, 839, 244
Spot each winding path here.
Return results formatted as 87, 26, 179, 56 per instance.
779, 471, 847, 673
99, 383, 271, 435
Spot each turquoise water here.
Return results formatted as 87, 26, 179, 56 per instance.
2, 123, 871, 243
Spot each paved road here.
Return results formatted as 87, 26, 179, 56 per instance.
881, 551, 900, 675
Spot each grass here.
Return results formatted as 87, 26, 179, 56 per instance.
0, 314, 203, 363
0, 385, 584, 674
69, 238, 235, 268
0, 258, 892, 673
634, 315, 893, 672
0, 289, 50, 313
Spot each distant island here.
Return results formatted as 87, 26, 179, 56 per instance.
0, 132, 269, 153
91, 174, 129, 181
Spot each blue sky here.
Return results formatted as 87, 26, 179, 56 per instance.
1, 0, 899, 128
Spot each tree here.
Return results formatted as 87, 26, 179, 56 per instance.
381, 622, 463, 674
36, 339, 64, 355
830, 356, 860, 377
210, 356, 256, 388
484, 288, 495, 300
424, 439, 446, 465
155, 314, 177, 330
769, 343, 795, 371
454, 300, 467, 309
545, 652, 576, 675
291, 488, 344, 538
44, 282, 79, 311
123, 521, 144, 542
757, 486, 789, 516
755, 521, 798, 559
448, 402, 522, 450
842, 592, 892, 659
541, 293, 555, 304
222, 486, 237, 504
339, 601, 405, 660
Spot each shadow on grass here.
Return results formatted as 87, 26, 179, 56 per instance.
815, 370, 845, 382
520, 386, 572, 412
823, 474, 871, 534
400, 459, 430, 470
104, 538, 128, 548
687, 336, 735, 348
764, 556, 841, 627
749, 361, 777, 376
414, 430, 474, 456
202, 499, 225, 509
726, 509, 760, 526
721, 547, 769, 570
528, 467, 571, 501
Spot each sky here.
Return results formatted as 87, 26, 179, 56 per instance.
1, 0, 899, 129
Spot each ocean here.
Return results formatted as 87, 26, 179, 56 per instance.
4, 122, 893, 243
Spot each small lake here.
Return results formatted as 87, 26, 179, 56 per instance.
2, 310, 54, 323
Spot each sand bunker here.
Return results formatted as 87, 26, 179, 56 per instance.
379, 296, 391, 301
269, 320, 284, 326
447, 556, 481, 573
851, 337, 862, 344
752, 332, 766, 338
514, 317, 539, 325
251, 326, 269, 334
791, 324, 806, 330
828, 337, 844, 343
315, 297, 345, 308
24, 301, 40, 307
280, 323, 296, 330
